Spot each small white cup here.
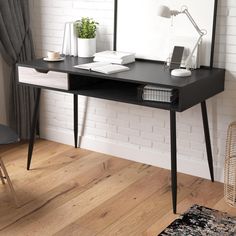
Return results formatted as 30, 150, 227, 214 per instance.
47, 51, 60, 59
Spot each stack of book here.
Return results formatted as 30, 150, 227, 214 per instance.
139, 85, 178, 104
93, 51, 135, 65
62, 22, 78, 56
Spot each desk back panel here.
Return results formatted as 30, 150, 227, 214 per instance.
114, 0, 218, 67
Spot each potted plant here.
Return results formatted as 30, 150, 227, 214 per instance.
74, 17, 99, 58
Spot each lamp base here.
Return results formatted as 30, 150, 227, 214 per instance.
171, 69, 191, 77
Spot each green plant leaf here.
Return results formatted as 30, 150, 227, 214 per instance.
74, 17, 99, 39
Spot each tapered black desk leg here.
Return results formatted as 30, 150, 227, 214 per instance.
201, 101, 214, 182
74, 94, 78, 148
27, 88, 41, 170
170, 110, 177, 214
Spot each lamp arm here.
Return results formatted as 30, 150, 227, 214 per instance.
181, 8, 205, 70
185, 34, 203, 70
182, 9, 203, 35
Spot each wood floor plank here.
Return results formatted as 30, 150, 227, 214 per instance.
0, 155, 132, 230
213, 198, 236, 216
0, 140, 234, 236
2, 140, 74, 174
0, 142, 78, 211
53, 168, 169, 235
96, 173, 199, 236
1, 162, 155, 235
144, 179, 225, 236
54, 224, 96, 236
0, 151, 110, 212
0, 140, 73, 188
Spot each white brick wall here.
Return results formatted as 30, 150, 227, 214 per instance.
29, 0, 236, 182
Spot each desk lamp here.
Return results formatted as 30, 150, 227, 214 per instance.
157, 5, 206, 77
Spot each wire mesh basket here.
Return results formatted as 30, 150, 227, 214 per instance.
224, 122, 236, 207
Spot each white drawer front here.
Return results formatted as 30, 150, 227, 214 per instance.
18, 66, 69, 90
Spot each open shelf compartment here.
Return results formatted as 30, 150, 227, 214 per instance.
69, 74, 179, 111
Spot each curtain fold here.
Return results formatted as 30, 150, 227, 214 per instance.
0, 0, 37, 139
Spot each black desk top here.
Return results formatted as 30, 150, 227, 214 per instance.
18, 56, 225, 89
17, 56, 225, 112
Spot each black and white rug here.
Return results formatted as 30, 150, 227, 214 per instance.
159, 204, 236, 236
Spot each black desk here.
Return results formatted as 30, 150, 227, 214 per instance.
17, 56, 225, 213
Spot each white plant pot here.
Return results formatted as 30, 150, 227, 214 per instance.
77, 38, 96, 58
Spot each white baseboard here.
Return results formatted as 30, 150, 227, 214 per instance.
40, 127, 224, 183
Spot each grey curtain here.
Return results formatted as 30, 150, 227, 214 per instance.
0, 0, 37, 139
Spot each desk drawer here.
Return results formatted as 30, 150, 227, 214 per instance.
18, 66, 69, 90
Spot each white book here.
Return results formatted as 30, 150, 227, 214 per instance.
74, 62, 130, 74
92, 64, 130, 74
73, 22, 78, 56
74, 62, 110, 70
62, 24, 67, 54
62, 22, 78, 56
68, 23, 71, 55
94, 51, 135, 60
93, 56, 135, 65
70, 23, 77, 56
62, 23, 71, 55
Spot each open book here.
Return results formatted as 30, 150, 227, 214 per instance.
74, 62, 130, 74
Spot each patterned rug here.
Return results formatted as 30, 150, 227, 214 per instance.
159, 204, 236, 236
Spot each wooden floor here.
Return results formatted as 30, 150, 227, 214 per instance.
0, 140, 235, 236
